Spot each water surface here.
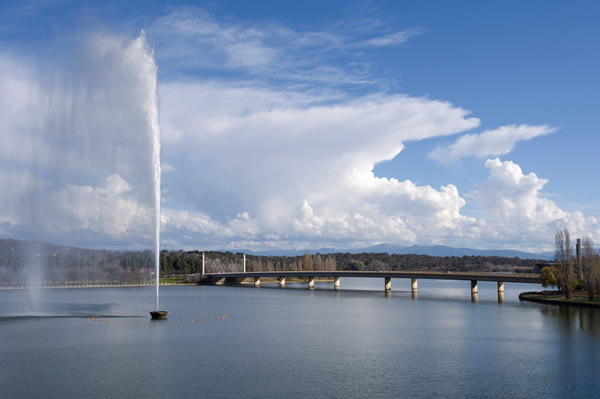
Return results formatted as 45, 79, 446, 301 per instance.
1, 279, 598, 398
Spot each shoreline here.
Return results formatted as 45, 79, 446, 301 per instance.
519, 291, 600, 308
0, 277, 333, 290
0, 283, 196, 290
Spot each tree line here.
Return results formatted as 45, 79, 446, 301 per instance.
159, 250, 542, 275
0, 239, 153, 285
539, 229, 600, 300
0, 239, 546, 285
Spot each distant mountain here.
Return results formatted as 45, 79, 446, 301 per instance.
1, 238, 552, 261
244, 244, 552, 260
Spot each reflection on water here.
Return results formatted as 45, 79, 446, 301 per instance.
541, 304, 600, 334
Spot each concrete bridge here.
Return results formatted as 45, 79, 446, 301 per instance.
202, 270, 541, 302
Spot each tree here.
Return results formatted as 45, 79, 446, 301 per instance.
581, 236, 598, 301
302, 252, 312, 271
555, 229, 574, 299
539, 266, 559, 289
314, 254, 323, 271
325, 255, 336, 271
349, 259, 365, 271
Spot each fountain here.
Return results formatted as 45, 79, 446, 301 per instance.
5, 30, 168, 318
140, 31, 168, 320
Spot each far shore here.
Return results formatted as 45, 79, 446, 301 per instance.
0, 282, 195, 290
519, 291, 600, 308
0, 277, 335, 290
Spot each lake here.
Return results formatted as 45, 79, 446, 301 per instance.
1, 279, 598, 398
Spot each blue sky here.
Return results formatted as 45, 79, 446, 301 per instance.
0, 0, 598, 252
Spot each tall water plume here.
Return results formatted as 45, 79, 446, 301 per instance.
125, 31, 162, 310
145, 36, 162, 311
0, 31, 162, 311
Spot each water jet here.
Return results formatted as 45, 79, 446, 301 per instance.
138, 29, 168, 320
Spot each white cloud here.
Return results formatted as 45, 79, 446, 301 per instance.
157, 83, 599, 251
468, 158, 600, 248
157, 80, 484, 249
153, 8, 420, 86
1, 12, 596, 253
360, 28, 423, 47
429, 124, 556, 164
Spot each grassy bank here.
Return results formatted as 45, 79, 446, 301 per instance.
519, 291, 600, 308
160, 276, 187, 284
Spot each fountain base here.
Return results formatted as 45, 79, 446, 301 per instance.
150, 310, 168, 320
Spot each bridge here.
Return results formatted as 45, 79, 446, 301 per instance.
202, 270, 541, 302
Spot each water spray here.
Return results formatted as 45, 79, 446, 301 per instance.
138, 29, 167, 320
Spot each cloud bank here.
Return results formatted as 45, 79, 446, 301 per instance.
468, 159, 599, 249
0, 8, 597, 253
158, 81, 484, 249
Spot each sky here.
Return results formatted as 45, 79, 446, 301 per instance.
0, 0, 599, 253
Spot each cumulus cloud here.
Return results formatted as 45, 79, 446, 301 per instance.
2, 9, 596, 253
429, 124, 556, 164
468, 158, 599, 248
157, 80, 484, 249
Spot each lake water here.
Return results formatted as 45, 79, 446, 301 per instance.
1, 279, 598, 398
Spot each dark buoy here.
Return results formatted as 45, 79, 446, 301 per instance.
150, 311, 169, 320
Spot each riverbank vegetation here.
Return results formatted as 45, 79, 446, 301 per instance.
535, 229, 600, 303
519, 291, 600, 308
0, 238, 544, 286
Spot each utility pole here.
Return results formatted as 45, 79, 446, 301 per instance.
576, 238, 583, 279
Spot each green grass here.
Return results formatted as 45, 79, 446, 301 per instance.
520, 291, 600, 307
160, 277, 186, 284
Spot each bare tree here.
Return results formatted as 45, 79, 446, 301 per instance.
303, 252, 312, 271
325, 255, 337, 271
314, 254, 323, 271
581, 236, 598, 301
555, 228, 574, 299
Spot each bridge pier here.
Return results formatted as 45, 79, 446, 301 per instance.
471, 280, 478, 302
279, 277, 286, 288
308, 276, 315, 289
254, 277, 261, 288
411, 278, 418, 292
215, 277, 225, 285
237, 277, 252, 285
471, 280, 478, 294
334, 277, 341, 290
384, 277, 391, 291
497, 281, 504, 293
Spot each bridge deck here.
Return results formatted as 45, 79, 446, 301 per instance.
204, 271, 539, 284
